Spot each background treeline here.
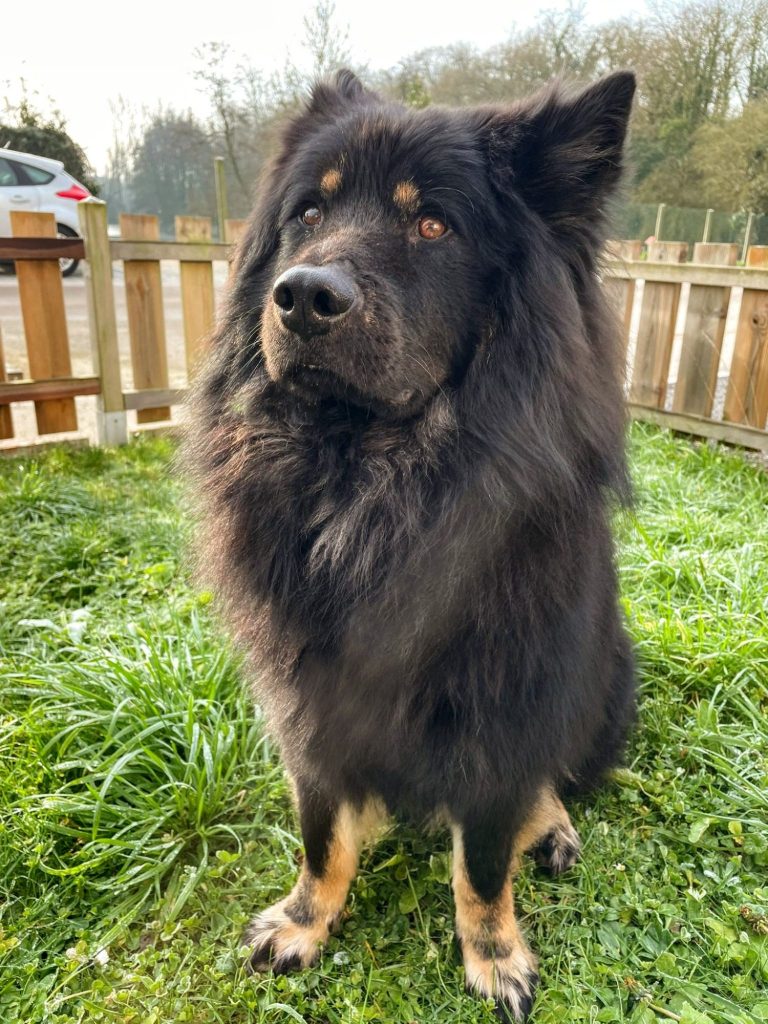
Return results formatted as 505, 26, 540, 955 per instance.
6, 0, 768, 233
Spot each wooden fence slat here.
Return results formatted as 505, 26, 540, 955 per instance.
0, 377, 100, 404
723, 286, 768, 428
0, 324, 13, 439
629, 241, 687, 408
175, 216, 215, 376
745, 246, 768, 268
11, 210, 77, 434
224, 219, 248, 245
672, 242, 737, 418
603, 277, 634, 349
0, 237, 86, 261
604, 241, 642, 350
647, 241, 689, 263
693, 243, 739, 265
722, 243, 768, 428
224, 219, 248, 282
119, 213, 170, 423
606, 240, 643, 260
628, 403, 768, 452
110, 240, 231, 262
123, 387, 187, 411
630, 282, 681, 407
607, 261, 768, 289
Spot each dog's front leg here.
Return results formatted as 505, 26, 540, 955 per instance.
452, 812, 539, 1022
244, 786, 383, 974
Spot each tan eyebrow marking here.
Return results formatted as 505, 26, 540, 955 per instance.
393, 180, 420, 213
320, 168, 342, 197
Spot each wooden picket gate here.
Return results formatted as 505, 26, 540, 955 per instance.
1, 205, 768, 454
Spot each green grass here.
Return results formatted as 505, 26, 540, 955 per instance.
0, 424, 766, 1024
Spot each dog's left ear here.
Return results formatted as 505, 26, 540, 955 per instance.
307, 68, 379, 116
485, 71, 636, 232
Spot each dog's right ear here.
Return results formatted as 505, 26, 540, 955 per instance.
480, 72, 635, 250
307, 69, 378, 116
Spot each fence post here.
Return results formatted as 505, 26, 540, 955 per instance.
654, 202, 666, 241
702, 208, 713, 243
79, 199, 128, 445
741, 212, 755, 264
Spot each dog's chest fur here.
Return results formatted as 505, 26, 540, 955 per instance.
203, 383, 605, 816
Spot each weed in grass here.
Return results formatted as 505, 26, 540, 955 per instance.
0, 424, 766, 1024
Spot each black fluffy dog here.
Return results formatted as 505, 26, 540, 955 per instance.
187, 68, 636, 1021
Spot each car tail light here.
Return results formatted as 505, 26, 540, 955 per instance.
56, 184, 91, 201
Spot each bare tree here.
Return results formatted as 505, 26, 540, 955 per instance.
194, 42, 248, 196
101, 97, 141, 213
301, 0, 351, 80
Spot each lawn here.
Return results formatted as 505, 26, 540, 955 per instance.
0, 423, 766, 1024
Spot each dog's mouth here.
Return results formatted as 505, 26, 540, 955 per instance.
285, 363, 356, 395
280, 362, 420, 418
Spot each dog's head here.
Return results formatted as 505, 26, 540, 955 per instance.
232, 69, 635, 420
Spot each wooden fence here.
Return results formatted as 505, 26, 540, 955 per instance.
1, 203, 768, 454
607, 239, 768, 452
0, 201, 246, 450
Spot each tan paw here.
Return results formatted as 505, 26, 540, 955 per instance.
532, 821, 581, 876
460, 935, 539, 1022
243, 897, 332, 974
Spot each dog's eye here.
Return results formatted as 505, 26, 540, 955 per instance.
300, 206, 322, 227
418, 216, 447, 240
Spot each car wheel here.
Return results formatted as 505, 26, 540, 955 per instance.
57, 224, 80, 277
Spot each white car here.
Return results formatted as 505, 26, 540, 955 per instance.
0, 148, 92, 276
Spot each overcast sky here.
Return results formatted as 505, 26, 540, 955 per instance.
1, 0, 645, 174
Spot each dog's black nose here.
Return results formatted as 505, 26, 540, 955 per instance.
272, 264, 358, 339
